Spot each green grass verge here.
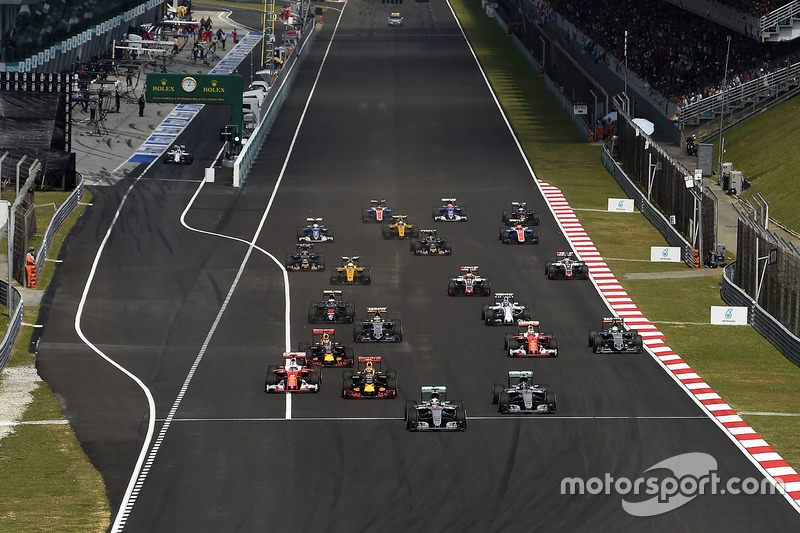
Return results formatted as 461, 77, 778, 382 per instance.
450, 0, 800, 469
0, 191, 108, 532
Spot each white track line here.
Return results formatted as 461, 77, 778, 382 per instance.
105, 8, 349, 531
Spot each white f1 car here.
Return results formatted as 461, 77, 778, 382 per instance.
481, 293, 532, 326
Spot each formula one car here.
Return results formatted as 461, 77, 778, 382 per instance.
308, 290, 355, 324
545, 251, 588, 280
432, 198, 468, 222
588, 317, 644, 353
491, 371, 556, 414
297, 218, 334, 243
502, 201, 540, 226
341, 356, 398, 399
285, 243, 325, 271
354, 307, 402, 342
410, 229, 452, 255
299, 328, 354, 367
504, 320, 558, 357
330, 256, 371, 285
382, 215, 418, 239
163, 144, 193, 164
447, 266, 491, 296
361, 199, 393, 223
499, 223, 539, 244
405, 386, 467, 431
264, 352, 321, 393
481, 293, 532, 326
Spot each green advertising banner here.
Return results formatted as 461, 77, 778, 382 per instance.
146, 73, 243, 132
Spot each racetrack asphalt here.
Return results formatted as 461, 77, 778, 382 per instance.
32, 1, 800, 531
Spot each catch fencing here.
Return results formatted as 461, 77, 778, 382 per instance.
720, 202, 800, 366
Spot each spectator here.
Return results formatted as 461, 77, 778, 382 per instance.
138, 93, 145, 117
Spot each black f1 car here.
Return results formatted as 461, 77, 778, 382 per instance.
588, 317, 644, 353
264, 352, 320, 393
382, 215, 418, 239
499, 224, 539, 244
354, 307, 403, 342
432, 198, 468, 222
447, 266, 491, 296
410, 229, 452, 255
492, 371, 556, 414
163, 144, 193, 164
330, 256, 371, 285
285, 243, 325, 271
481, 293, 532, 326
405, 386, 467, 431
341, 356, 398, 399
297, 218, 334, 243
362, 199, 393, 223
503, 320, 558, 357
308, 290, 355, 324
545, 251, 588, 280
502, 201, 540, 226
299, 328, 354, 367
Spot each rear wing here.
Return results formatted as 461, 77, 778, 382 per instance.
305, 217, 323, 223
460, 266, 479, 273
419, 229, 437, 236
392, 214, 408, 220
556, 251, 577, 259
494, 292, 514, 301
357, 356, 382, 363
508, 370, 534, 379
516, 320, 539, 328
283, 352, 306, 359
421, 385, 447, 395
296, 243, 314, 250
367, 306, 388, 314
441, 198, 456, 203
602, 316, 625, 324
341, 256, 361, 262
370, 199, 387, 205
322, 290, 342, 297
311, 328, 335, 336
510, 201, 527, 208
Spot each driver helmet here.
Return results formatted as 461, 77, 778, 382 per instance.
465, 273, 473, 280
364, 361, 374, 376
312, 223, 319, 229
518, 376, 528, 387
527, 324, 536, 333
288, 357, 299, 370
321, 333, 331, 347
611, 324, 620, 332
430, 392, 440, 404
372, 313, 382, 322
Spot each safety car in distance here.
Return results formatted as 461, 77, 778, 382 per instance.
382, 215, 418, 239
308, 290, 355, 324
410, 229, 452, 255
297, 218, 334, 243
299, 328, 354, 367
362, 199, 393, 223
387, 12, 403, 26
502, 201, 540, 226
341, 357, 398, 399
285, 243, 325, 271
330, 256, 371, 285
504, 320, 558, 357
447, 266, 491, 296
492, 371, 556, 414
481, 293, 532, 326
432, 198, 468, 222
163, 144, 193, 164
405, 386, 467, 431
354, 307, 403, 342
545, 251, 589, 280
264, 352, 320, 393
588, 317, 644, 353
499, 223, 539, 244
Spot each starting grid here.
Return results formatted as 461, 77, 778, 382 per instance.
128, 32, 263, 164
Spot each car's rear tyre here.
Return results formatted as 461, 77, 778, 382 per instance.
544, 261, 552, 275
447, 280, 457, 296
307, 308, 316, 323
344, 303, 355, 322
329, 272, 338, 285
393, 321, 403, 342
548, 265, 558, 279
546, 391, 557, 412
593, 334, 604, 352
404, 400, 415, 420
386, 370, 398, 391
316, 254, 325, 271
361, 209, 370, 223
492, 384, 504, 404
481, 304, 489, 320
522, 308, 532, 320
502, 210, 511, 223
264, 365, 279, 392
382, 225, 392, 239
504, 332, 514, 350
406, 406, 418, 430
308, 371, 320, 390
549, 337, 559, 356
498, 391, 510, 413
633, 335, 643, 348
353, 324, 363, 341
483, 280, 492, 296
362, 268, 371, 284
588, 330, 598, 347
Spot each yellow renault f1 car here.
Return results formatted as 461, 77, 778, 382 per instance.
382, 215, 418, 240
330, 256, 372, 285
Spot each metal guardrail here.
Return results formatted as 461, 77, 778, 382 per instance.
233, 23, 317, 187
721, 262, 800, 367
760, 1, 800, 40
680, 61, 800, 129
0, 173, 84, 373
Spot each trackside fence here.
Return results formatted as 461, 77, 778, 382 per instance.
233, 23, 317, 187
720, 204, 800, 366
0, 174, 84, 373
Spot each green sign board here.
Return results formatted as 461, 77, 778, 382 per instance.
146, 73, 243, 134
